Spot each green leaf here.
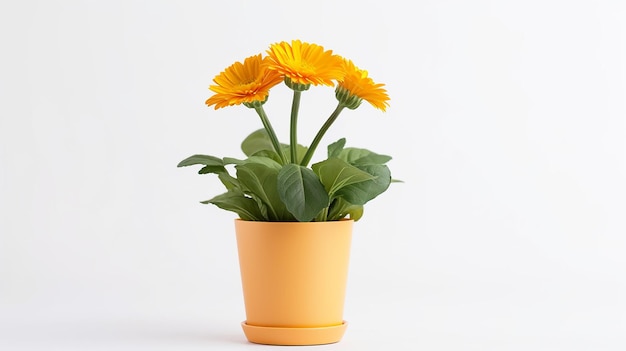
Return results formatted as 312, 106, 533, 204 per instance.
277, 164, 329, 222
327, 197, 364, 221
236, 162, 293, 221
281, 144, 308, 164
244, 156, 283, 170
222, 157, 244, 165
178, 155, 227, 175
217, 173, 239, 190
241, 129, 275, 157
177, 155, 236, 189
336, 164, 391, 205
338, 148, 392, 165
311, 157, 376, 197
203, 190, 265, 221
347, 205, 364, 221
178, 154, 225, 169
198, 165, 226, 174
225, 156, 282, 170
251, 149, 283, 164
327, 138, 346, 158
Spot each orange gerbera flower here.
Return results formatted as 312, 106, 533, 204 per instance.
206, 54, 283, 109
337, 59, 390, 111
265, 40, 345, 88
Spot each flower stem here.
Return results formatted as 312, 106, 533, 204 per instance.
290, 90, 302, 163
300, 104, 345, 167
254, 105, 288, 164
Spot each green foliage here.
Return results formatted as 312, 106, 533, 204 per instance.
178, 130, 395, 222
241, 129, 276, 157
202, 189, 265, 221
277, 164, 329, 222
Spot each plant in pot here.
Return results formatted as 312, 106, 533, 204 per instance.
178, 39, 396, 346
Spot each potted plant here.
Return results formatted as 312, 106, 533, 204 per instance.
178, 39, 396, 345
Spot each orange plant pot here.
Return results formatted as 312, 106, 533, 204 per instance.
234, 219, 353, 345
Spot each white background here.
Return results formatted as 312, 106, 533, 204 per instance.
1, 0, 625, 350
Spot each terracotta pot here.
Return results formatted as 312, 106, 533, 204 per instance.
234, 219, 353, 345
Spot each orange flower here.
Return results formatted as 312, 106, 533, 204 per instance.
337, 59, 390, 111
266, 40, 345, 87
206, 54, 283, 109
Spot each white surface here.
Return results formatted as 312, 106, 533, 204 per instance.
1, 0, 625, 350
